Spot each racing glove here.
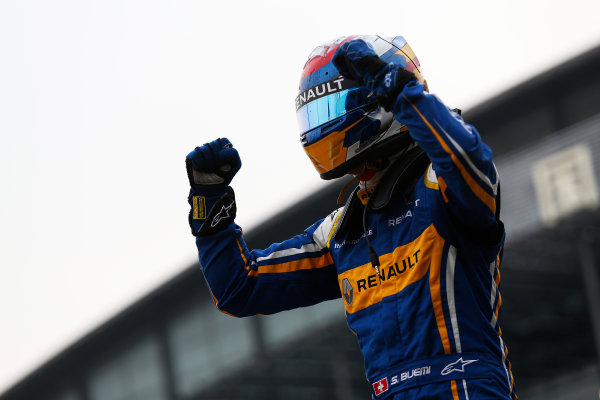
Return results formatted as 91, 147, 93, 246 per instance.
333, 39, 417, 111
186, 138, 241, 236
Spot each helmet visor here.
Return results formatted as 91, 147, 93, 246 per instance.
296, 74, 372, 134
296, 88, 359, 135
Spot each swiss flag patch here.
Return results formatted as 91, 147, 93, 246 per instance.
372, 377, 389, 396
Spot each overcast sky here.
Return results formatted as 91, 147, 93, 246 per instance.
1, 0, 599, 394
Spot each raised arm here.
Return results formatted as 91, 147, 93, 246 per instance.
333, 40, 501, 235
186, 139, 340, 317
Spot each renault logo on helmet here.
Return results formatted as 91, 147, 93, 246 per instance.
342, 278, 353, 305
295, 76, 359, 110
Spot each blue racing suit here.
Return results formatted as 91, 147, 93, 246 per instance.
193, 80, 517, 399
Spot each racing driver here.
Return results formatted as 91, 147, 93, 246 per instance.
185, 35, 517, 399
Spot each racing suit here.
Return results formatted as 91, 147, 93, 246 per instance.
193, 80, 517, 399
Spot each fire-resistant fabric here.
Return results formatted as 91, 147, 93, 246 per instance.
193, 80, 517, 400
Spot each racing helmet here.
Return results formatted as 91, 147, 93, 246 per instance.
296, 35, 427, 180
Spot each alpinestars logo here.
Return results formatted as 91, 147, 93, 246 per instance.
441, 357, 478, 375
384, 71, 392, 88
211, 202, 234, 228
372, 377, 388, 396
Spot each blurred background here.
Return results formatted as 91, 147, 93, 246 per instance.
1, 0, 600, 399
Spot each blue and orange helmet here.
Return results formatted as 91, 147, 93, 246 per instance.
296, 35, 427, 180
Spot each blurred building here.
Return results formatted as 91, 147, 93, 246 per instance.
2, 44, 600, 400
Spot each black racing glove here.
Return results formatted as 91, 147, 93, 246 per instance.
333, 39, 417, 111
185, 138, 241, 236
